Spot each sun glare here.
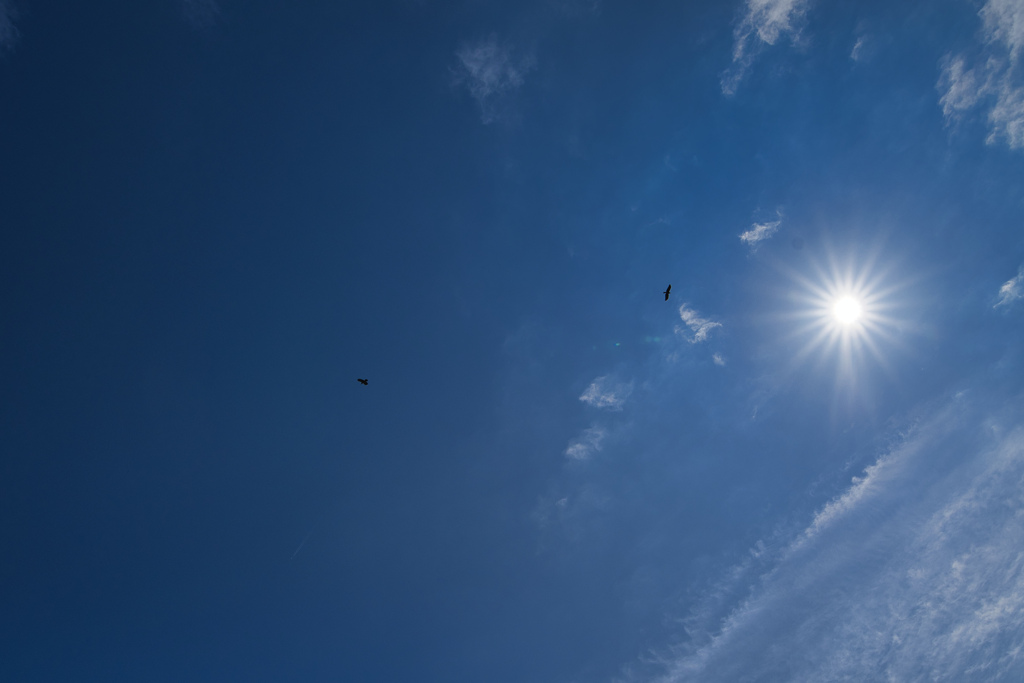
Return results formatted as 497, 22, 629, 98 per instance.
833, 296, 862, 325
780, 243, 907, 391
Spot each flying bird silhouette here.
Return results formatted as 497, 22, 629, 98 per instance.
664, 284, 671, 301
357, 378, 368, 385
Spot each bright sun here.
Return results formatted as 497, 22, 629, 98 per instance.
833, 296, 862, 325
781, 245, 907, 389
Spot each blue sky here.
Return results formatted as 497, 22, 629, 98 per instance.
2, 0, 1024, 681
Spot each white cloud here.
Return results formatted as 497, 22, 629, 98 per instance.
996, 266, 1024, 307
713, 353, 726, 366
677, 304, 722, 344
982, 0, 1024, 61
629, 394, 1024, 682
0, 1, 18, 52
739, 220, 780, 248
565, 425, 606, 460
938, 0, 1024, 149
452, 37, 535, 124
580, 376, 633, 410
721, 0, 813, 95
939, 56, 990, 117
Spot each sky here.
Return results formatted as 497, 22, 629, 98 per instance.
2, 0, 1024, 681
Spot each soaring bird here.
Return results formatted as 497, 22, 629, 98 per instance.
357, 378, 368, 385
664, 284, 672, 301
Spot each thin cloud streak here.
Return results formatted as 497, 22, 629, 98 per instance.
677, 304, 722, 344
850, 35, 867, 62
722, 0, 813, 95
630, 392, 1024, 682
996, 266, 1024, 307
580, 376, 633, 410
939, 0, 1024, 149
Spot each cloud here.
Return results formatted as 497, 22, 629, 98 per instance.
565, 425, 606, 460
712, 353, 726, 366
452, 37, 535, 124
996, 266, 1024, 307
939, 56, 990, 115
677, 304, 722, 344
629, 393, 1024, 682
182, 0, 220, 29
982, 0, 1024, 61
721, 0, 813, 95
739, 220, 780, 248
0, 1, 19, 52
850, 35, 867, 62
938, 0, 1024, 149
580, 376, 633, 410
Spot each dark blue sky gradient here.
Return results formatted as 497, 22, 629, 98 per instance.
3, 1, 1024, 681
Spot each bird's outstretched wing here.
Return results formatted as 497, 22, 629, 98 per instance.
357, 378, 368, 385
664, 284, 671, 301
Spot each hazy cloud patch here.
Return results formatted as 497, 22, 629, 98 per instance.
722, 0, 813, 95
580, 376, 633, 410
565, 425, 606, 460
629, 393, 1024, 682
453, 37, 535, 124
939, 0, 1024, 149
996, 266, 1024, 307
677, 305, 722, 344
850, 35, 868, 61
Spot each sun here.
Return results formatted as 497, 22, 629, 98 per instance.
779, 243, 907, 389
832, 296, 862, 325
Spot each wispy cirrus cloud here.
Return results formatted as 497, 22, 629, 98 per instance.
677, 304, 721, 344
982, 0, 1024, 60
721, 0, 813, 95
939, 0, 1024, 149
565, 425, 606, 460
0, 1, 19, 52
996, 266, 1024, 308
452, 37, 535, 124
850, 35, 868, 62
629, 393, 1024, 682
739, 220, 780, 249
580, 376, 633, 411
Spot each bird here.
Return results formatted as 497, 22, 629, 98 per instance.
664, 284, 671, 301
357, 378, 368, 385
